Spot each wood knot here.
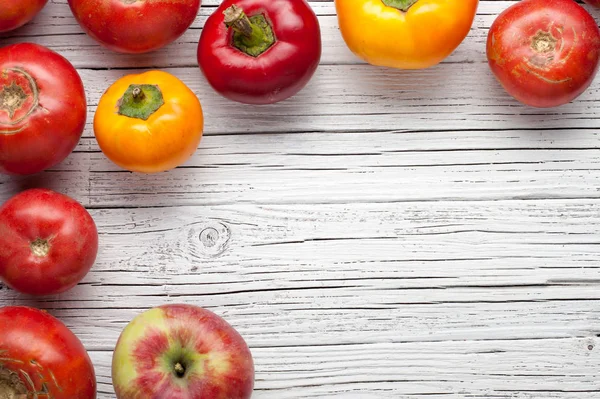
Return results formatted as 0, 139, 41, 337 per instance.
200, 228, 219, 247
197, 222, 230, 257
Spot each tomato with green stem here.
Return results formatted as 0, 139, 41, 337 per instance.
198, 0, 321, 104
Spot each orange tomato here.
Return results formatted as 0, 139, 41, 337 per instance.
94, 70, 203, 173
335, 0, 479, 69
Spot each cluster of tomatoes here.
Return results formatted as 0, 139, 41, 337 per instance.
0, 0, 323, 176
0, 0, 599, 398
1, 0, 599, 175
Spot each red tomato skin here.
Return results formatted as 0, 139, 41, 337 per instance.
0, 306, 96, 398
198, 0, 321, 104
487, 0, 600, 108
0, 0, 47, 33
0, 189, 98, 296
67, 0, 201, 54
0, 43, 86, 175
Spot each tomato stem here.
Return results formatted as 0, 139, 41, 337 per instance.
0, 68, 40, 135
0, 367, 28, 398
382, 0, 419, 12
118, 84, 164, 121
223, 4, 276, 57
30, 238, 50, 257
531, 30, 558, 54
0, 81, 27, 119
132, 87, 145, 102
224, 5, 253, 37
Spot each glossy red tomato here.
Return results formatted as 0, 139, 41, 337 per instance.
0, 189, 98, 296
0, 43, 86, 175
0, 306, 96, 398
487, 0, 600, 108
67, 0, 201, 53
0, 0, 47, 33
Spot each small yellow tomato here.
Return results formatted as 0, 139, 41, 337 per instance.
94, 70, 203, 173
335, 0, 479, 69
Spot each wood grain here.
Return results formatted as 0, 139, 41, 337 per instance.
1, 1, 600, 398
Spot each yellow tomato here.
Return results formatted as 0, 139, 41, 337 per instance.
94, 70, 203, 173
335, 0, 479, 69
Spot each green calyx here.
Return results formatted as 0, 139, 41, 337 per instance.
118, 84, 164, 120
223, 4, 275, 57
382, 0, 419, 12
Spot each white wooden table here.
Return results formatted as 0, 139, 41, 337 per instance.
2, 1, 600, 397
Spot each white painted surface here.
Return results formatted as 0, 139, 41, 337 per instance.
1, 1, 600, 397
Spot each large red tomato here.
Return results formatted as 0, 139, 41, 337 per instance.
487, 0, 600, 108
0, 43, 86, 175
67, 0, 201, 53
0, 306, 96, 398
0, 188, 98, 296
0, 0, 47, 33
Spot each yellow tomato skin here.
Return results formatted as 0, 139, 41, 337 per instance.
335, 0, 479, 69
94, 70, 203, 173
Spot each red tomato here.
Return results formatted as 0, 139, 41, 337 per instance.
0, 189, 98, 296
0, 43, 86, 175
0, 306, 96, 398
67, 0, 201, 53
0, 0, 47, 33
487, 0, 600, 108
198, 0, 321, 104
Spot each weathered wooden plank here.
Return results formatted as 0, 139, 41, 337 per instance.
2, 202, 599, 347
79, 338, 600, 397
4, 131, 600, 207
1, 1, 600, 398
